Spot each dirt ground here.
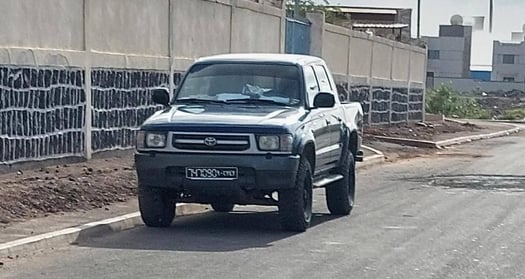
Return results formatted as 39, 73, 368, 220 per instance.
0, 120, 510, 227
363, 120, 502, 141
0, 155, 137, 226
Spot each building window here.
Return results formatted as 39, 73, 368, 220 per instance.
428, 50, 440, 60
503, 77, 515, 82
502, 54, 515, 64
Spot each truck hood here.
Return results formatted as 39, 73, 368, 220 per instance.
142, 104, 306, 130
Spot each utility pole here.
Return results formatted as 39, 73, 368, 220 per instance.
417, 0, 421, 38
489, 0, 493, 33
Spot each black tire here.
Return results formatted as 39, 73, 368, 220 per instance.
211, 202, 235, 213
326, 151, 355, 215
138, 186, 175, 227
278, 157, 313, 232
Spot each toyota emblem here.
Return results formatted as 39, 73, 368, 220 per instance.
204, 137, 217, 147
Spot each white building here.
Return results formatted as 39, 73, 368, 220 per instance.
422, 24, 472, 79
491, 40, 525, 82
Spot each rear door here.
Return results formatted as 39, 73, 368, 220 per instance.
312, 65, 343, 167
304, 65, 332, 173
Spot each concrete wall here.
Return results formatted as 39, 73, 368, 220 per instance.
0, 0, 286, 167
322, 25, 350, 75
432, 77, 525, 93
410, 52, 426, 83
371, 42, 393, 80
348, 36, 373, 77
231, 3, 283, 53
309, 15, 427, 125
392, 47, 410, 81
89, 0, 170, 56
172, 0, 232, 58
0, 0, 85, 51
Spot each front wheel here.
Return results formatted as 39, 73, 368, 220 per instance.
138, 186, 175, 227
278, 158, 313, 232
326, 151, 355, 215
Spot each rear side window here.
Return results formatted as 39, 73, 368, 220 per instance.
313, 65, 332, 92
304, 66, 319, 105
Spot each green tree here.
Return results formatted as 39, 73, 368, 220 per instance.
285, 0, 339, 23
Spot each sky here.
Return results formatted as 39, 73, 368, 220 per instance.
319, 0, 525, 70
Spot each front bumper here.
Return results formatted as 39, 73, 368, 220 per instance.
135, 152, 300, 193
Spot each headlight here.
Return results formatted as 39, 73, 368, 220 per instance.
146, 132, 167, 148
258, 135, 279, 151
257, 135, 294, 152
137, 131, 167, 149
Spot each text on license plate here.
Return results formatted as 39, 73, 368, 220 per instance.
185, 167, 238, 180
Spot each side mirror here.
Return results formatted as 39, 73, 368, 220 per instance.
152, 88, 170, 106
313, 92, 335, 108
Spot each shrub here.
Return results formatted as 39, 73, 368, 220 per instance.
501, 109, 525, 120
426, 85, 491, 119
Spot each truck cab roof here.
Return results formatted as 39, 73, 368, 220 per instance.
196, 53, 326, 66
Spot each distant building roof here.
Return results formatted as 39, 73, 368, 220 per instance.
352, 23, 409, 29
332, 7, 398, 15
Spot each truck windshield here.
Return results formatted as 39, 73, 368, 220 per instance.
174, 63, 302, 106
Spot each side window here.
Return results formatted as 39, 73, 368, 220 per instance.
313, 65, 333, 92
304, 66, 319, 105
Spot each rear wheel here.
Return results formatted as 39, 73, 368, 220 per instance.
278, 157, 313, 232
326, 151, 355, 215
138, 186, 175, 227
211, 202, 235, 213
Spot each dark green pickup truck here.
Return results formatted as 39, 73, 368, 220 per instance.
135, 54, 364, 232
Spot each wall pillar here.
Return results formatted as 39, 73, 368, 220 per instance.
422, 45, 428, 122
83, 0, 93, 159
367, 37, 375, 125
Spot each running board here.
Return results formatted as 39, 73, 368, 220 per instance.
313, 174, 344, 188
355, 150, 364, 162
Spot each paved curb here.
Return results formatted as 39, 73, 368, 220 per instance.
436, 127, 521, 147
0, 203, 208, 259
359, 145, 386, 169
371, 136, 439, 149
371, 126, 521, 149
489, 120, 525, 124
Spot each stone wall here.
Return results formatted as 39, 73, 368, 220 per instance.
0, 66, 85, 164
90, 69, 169, 153
309, 13, 427, 125
0, 0, 428, 168
0, 0, 286, 168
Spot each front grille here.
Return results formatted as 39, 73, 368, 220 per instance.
172, 134, 250, 151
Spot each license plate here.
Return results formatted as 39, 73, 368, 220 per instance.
185, 167, 238, 180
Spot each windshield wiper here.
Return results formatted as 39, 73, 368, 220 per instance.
226, 98, 289, 106
176, 98, 228, 105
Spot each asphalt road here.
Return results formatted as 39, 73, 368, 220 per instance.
2, 128, 525, 279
